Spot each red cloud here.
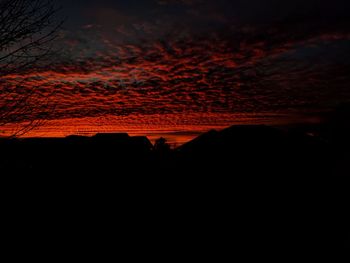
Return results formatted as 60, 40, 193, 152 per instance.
1, 28, 349, 139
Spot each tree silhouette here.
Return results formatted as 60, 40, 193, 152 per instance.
154, 137, 171, 154
0, 0, 62, 136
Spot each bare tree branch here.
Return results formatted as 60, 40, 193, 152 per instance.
0, 0, 62, 137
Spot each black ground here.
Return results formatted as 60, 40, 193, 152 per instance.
1, 122, 349, 258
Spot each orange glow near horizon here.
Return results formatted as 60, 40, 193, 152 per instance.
0, 113, 321, 145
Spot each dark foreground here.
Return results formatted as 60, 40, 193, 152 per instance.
1, 124, 349, 258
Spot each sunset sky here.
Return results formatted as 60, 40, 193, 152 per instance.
1, 0, 350, 143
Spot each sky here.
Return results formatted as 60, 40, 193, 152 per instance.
1, 0, 350, 143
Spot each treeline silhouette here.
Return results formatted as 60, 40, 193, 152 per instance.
2, 121, 348, 177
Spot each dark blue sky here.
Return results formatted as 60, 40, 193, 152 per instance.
53, 0, 350, 57
56, 0, 350, 27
